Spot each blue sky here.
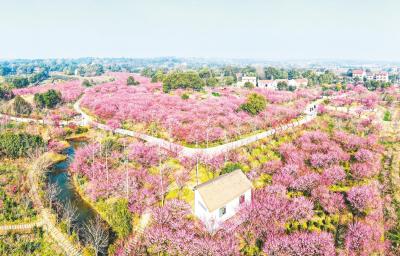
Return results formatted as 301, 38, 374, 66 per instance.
1, 0, 399, 60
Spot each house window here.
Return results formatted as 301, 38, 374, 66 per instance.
239, 194, 245, 205
219, 206, 226, 217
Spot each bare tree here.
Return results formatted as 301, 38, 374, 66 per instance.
62, 200, 79, 235
83, 216, 109, 256
46, 183, 61, 209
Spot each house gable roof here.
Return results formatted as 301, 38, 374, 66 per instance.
352, 69, 364, 75
194, 170, 253, 212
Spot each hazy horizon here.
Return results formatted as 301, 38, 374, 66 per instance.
1, 0, 400, 61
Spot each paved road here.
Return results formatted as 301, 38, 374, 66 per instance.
0, 98, 322, 159
74, 98, 323, 158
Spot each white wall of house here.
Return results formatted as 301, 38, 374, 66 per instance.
242, 77, 257, 85
352, 72, 365, 79
288, 80, 298, 87
375, 73, 389, 82
258, 80, 277, 90
194, 189, 251, 231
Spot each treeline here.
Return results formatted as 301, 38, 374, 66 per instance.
141, 66, 244, 92
3, 69, 50, 89
141, 65, 341, 92
364, 80, 392, 91
0, 132, 44, 158
264, 67, 338, 86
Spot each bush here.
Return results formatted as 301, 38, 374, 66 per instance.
240, 93, 267, 115
13, 96, 32, 115
244, 81, 255, 89
34, 89, 62, 109
181, 93, 189, 100
206, 77, 218, 87
8, 76, 29, 88
211, 92, 220, 97
0, 132, 44, 158
76, 127, 89, 134
277, 81, 288, 91
127, 76, 139, 86
221, 162, 243, 175
0, 87, 15, 100
81, 79, 92, 87
383, 110, 392, 121
98, 199, 132, 238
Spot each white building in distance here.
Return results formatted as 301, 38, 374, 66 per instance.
258, 79, 277, 89
258, 78, 308, 90
375, 71, 389, 82
194, 169, 253, 231
352, 69, 365, 79
366, 72, 375, 80
237, 76, 257, 87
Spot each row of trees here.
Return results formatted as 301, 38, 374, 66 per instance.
141, 67, 238, 88
363, 80, 392, 91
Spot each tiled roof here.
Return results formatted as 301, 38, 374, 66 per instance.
194, 170, 253, 212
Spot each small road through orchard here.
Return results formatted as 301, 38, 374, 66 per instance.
74, 98, 324, 158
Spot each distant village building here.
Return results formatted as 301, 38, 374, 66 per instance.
295, 78, 308, 87
288, 79, 298, 87
352, 69, 365, 79
258, 79, 277, 89
194, 170, 253, 231
375, 71, 389, 82
352, 69, 388, 82
257, 78, 307, 90
242, 76, 257, 85
235, 72, 243, 81
237, 76, 257, 87
366, 72, 375, 81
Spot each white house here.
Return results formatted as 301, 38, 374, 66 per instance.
352, 69, 365, 79
258, 79, 277, 89
288, 79, 298, 87
194, 169, 253, 232
375, 71, 389, 82
237, 76, 257, 87
242, 76, 257, 85
366, 72, 374, 81
295, 78, 308, 87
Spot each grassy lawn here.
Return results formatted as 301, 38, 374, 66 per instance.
0, 162, 37, 224
0, 228, 63, 256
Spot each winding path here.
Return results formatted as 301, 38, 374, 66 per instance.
74, 98, 324, 158
0, 158, 81, 256
0, 220, 43, 235
0, 97, 322, 255
0, 97, 323, 159
28, 157, 82, 256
